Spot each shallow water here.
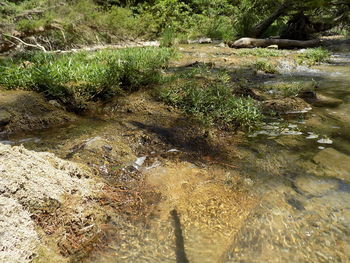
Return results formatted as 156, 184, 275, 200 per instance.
5, 50, 350, 262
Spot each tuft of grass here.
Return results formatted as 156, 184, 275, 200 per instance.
297, 47, 331, 65
158, 68, 262, 130
258, 82, 304, 98
0, 47, 176, 110
234, 48, 284, 57
249, 59, 278, 74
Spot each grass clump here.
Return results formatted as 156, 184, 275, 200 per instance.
0, 47, 176, 110
159, 68, 262, 130
234, 48, 284, 57
258, 82, 304, 98
249, 59, 278, 74
297, 48, 331, 65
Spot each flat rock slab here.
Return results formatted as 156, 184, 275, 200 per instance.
294, 175, 339, 196
313, 148, 350, 182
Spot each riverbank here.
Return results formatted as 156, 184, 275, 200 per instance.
1, 44, 350, 262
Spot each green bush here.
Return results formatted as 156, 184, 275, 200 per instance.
159, 69, 262, 129
0, 47, 176, 109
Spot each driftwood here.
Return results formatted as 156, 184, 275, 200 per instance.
0, 23, 65, 53
228, 38, 321, 49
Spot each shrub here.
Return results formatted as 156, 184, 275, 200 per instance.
158, 69, 262, 130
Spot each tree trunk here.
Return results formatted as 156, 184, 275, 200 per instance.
249, 1, 291, 38
228, 38, 321, 49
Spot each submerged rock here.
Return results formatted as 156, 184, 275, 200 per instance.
313, 94, 343, 107
294, 175, 338, 196
312, 148, 350, 181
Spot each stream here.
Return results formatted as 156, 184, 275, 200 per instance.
2, 49, 350, 262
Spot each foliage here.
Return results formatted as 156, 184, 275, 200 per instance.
297, 47, 331, 65
0, 47, 176, 109
158, 68, 262, 129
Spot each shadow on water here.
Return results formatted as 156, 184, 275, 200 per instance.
171, 210, 189, 263
129, 120, 225, 158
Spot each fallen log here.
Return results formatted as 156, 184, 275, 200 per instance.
228, 38, 321, 49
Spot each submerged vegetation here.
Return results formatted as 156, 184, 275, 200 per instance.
0, 47, 176, 109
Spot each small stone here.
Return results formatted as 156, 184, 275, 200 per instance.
48, 100, 64, 109
217, 42, 226, 48
267, 45, 278, 49
102, 145, 113, 152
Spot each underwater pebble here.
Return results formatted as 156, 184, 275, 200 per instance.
318, 146, 326, 150
317, 138, 333, 144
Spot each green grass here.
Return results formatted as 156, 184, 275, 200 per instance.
297, 48, 331, 65
0, 47, 176, 110
158, 68, 262, 130
249, 59, 278, 74
257, 82, 304, 98
234, 48, 284, 57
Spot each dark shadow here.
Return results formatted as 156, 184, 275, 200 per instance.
170, 209, 189, 263
129, 119, 222, 158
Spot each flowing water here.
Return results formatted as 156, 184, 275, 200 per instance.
3, 50, 350, 262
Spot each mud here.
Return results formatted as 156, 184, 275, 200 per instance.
0, 89, 76, 136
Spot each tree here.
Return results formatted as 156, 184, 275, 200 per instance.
235, 0, 350, 39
